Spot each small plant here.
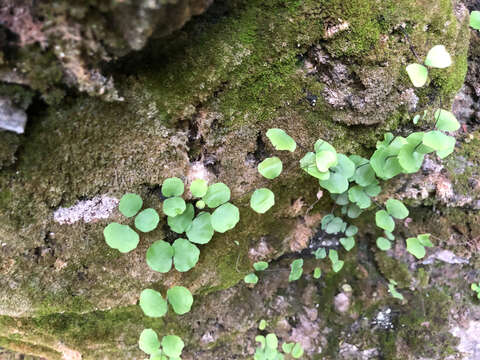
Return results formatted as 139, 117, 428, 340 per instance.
328, 250, 344, 273
139, 329, 184, 359
103, 193, 161, 253
244, 261, 270, 284
258, 157, 283, 179
254, 331, 304, 360
251, 188, 275, 214
139, 286, 193, 317
406, 45, 452, 87
388, 279, 404, 301
406, 234, 433, 259
471, 283, 480, 299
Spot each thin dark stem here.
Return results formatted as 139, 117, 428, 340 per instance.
400, 28, 421, 63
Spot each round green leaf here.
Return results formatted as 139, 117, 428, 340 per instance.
258, 157, 283, 179
418, 233, 433, 247
266, 128, 297, 152
161, 335, 184, 358
202, 183, 231, 208
256, 335, 266, 349
345, 225, 358, 237
323, 216, 345, 234
424, 45, 452, 69
436, 135, 456, 159
196, 200, 206, 209
350, 157, 376, 186
333, 154, 355, 179
161, 177, 184, 197
422, 130, 451, 151
332, 191, 349, 206
253, 261, 269, 271
348, 186, 371, 209
313, 267, 322, 279
167, 286, 193, 315
162, 335, 185, 358
386, 199, 409, 219
250, 188, 275, 214
211, 203, 240, 233
314, 248, 327, 259
104, 223, 139, 253
300, 152, 331, 180
471, 10, 480, 30
162, 197, 186, 217
119, 193, 143, 217
265, 333, 278, 349
146, 240, 174, 273
186, 212, 214, 244
259, 319, 267, 330
332, 260, 344, 273
139, 289, 168, 318
316, 150, 337, 172
172, 238, 200, 272
434, 109, 460, 131
288, 259, 303, 282
244, 273, 258, 284
291, 343, 304, 359
376, 237, 391, 251
167, 203, 194, 234
364, 183, 381, 197
139, 329, 160, 355
347, 204, 363, 219
406, 237, 426, 259
190, 179, 208, 197
406, 63, 428, 87
135, 208, 160, 232
398, 143, 425, 174
375, 210, 395, 232
319, 172, 349, 194
314, 139, 336, 153
340, 236, 355, 251
282, 343, 294, 354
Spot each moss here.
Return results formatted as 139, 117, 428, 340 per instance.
374, 252, 412, 288
394, 288, 458, 358
0, 337, 61, 359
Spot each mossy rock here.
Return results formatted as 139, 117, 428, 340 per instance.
0, 0, 473, 358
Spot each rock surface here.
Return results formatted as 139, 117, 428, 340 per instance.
1, 0, 480, 359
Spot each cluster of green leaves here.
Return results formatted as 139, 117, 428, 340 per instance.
471, 282, 480, 299
104, 193, 160, 253
139, 329, 184, 360
406, 234, 433, 259
406, 45, 452, 87
374, 198, 409, 251
145, 177, 240, 275
244, 261, 269, 284
139, 287, 193, 317
254, 332, 303, 360
251, 129, 297, 215
300, 139, 381, 265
